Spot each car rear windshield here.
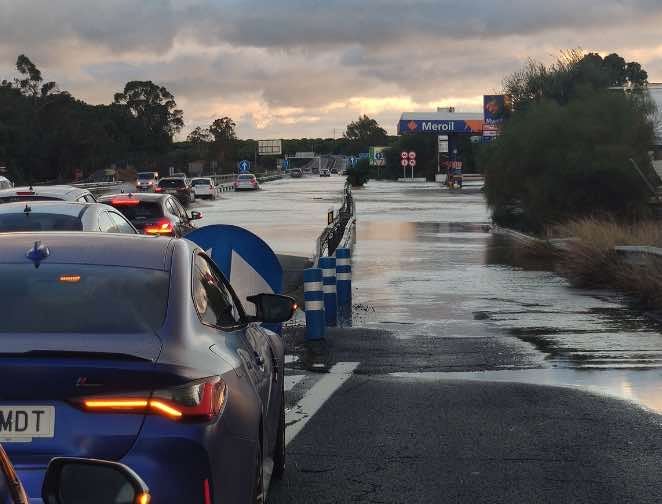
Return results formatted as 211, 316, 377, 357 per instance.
238, 175, 255, 180
0, 213, 83, 232
0, 264, 169, 333
191, 179, 211, 186
158, 179, 185, 188
105, 201, 162, 223
137, 173, 155, 180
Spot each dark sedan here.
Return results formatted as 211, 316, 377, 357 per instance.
0, 233, 293, 503
157, 177, 195, 203
98, 193, 202, 237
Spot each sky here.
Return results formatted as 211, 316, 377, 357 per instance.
1, 0, 661, 139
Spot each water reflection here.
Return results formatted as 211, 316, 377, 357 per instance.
352, 181, 662, 413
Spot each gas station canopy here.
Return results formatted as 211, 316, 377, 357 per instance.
397, 110, 484, 136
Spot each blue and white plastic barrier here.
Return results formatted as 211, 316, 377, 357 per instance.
336, 248, 352, 325
319, 256, 337, 327
304, 268, 325, 341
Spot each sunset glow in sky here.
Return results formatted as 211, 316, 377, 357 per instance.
1, 0, 661, 138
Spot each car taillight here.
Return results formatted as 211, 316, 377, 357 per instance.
155, 187, 163, 193
111, 198, 139, 206
77, 377, 227, 422
16, 191, 35, 196
144, 218, 174, 235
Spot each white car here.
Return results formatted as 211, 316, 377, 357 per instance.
234, 173, 260, 191
136, 171, 159, 192
0, 176, 13, 190
191, 177, 219, 200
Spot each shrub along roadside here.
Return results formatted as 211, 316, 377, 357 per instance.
546, 219, 662, 309
482, 91, 655, 233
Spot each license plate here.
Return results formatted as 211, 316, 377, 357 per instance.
0, 406, 55, 441
166, 189, 177, 194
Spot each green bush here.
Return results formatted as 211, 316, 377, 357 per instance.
481, 91, 655, 233
346, 158, 370, 187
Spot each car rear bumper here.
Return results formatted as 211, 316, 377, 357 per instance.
16, 429, 256, 504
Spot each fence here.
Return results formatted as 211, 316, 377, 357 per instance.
313, 182, 355, 266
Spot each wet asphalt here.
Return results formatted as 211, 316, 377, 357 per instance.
196, 177, 662, 503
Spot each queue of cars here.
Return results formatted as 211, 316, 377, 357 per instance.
0, 182, 295, 503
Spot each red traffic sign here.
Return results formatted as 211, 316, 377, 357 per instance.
400, 159, 409, 167
408, 151, 416, 160
408, 159, 416, 167
400, 151, 408, 160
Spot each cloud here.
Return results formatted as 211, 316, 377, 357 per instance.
0, 0, 661, 138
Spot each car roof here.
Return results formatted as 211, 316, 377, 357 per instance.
0, 232, 179, 270
98, 192, 169, 203
0, 201, 92, 217
0, 185, 90, 198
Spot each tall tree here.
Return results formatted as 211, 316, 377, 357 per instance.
344, 115, 387, 152
113, 81, 184, 150
505, 50, 649, 110
187, 126, 212, 144
209, 117, 236, 143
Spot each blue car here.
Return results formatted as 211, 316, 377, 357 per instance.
0, 232, 293, 503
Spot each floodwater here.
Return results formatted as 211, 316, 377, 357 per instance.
194, 176, 347, 256
350, 180, 662, 413
197, 176, 662, 414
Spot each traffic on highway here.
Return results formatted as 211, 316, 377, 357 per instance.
2, 2, 662, 501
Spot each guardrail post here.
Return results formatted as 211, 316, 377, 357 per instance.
319, 256, 337, 327
336, 248, 352, 325
304, 268, 325, 340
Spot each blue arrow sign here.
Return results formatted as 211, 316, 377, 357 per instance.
239, 160, 250, 173
187, 224, 284, 334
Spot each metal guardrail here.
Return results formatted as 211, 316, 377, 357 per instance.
209, 171, 283, 187
314, 181, 355, 265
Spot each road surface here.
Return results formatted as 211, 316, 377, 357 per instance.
199, 176, 662, 503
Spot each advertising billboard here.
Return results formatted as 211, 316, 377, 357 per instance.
258, 139, 282, 156
483, 95, 513, 127
369, 146, 388, 166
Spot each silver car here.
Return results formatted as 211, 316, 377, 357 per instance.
0, 201, 138, 233
234, 174, 260, 191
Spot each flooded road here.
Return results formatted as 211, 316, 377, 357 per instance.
197, 176, 662, 414
195, 176, 346, 256
350, 180, 662, 413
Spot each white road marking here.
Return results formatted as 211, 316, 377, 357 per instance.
285, 355, 299, 365
284, 374, 305, 392
285, 362, 360, 446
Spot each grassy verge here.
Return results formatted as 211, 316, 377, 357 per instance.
549, 218, 662, 308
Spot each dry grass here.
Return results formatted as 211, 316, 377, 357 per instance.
551, 218, 662, 250
548, 218, 662, 308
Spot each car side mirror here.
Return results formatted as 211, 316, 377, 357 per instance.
42, 458, 150, 504
247, 294, 297, 323
190, 211, 203, 220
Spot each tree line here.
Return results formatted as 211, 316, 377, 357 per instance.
0, 54, 399, 183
